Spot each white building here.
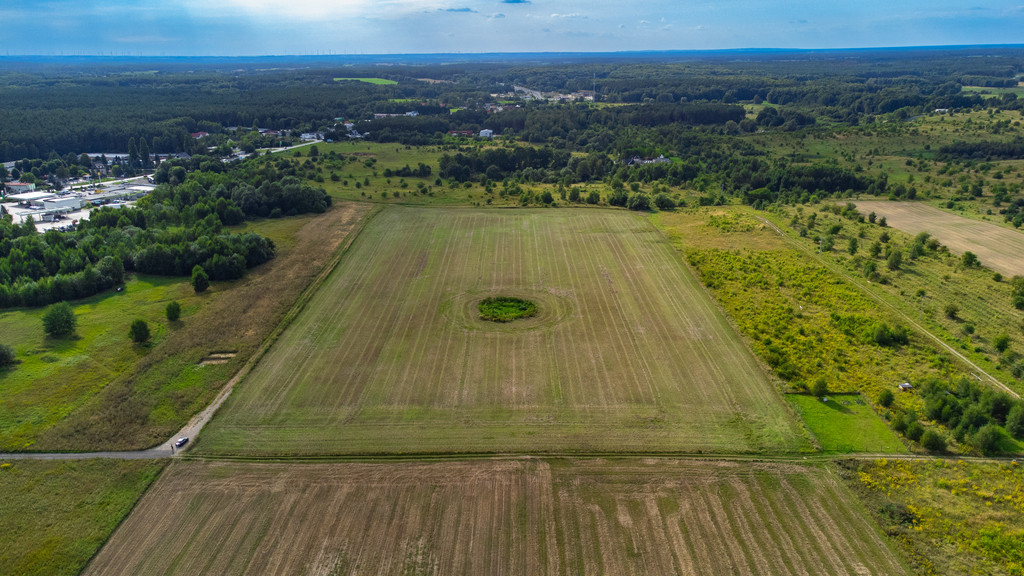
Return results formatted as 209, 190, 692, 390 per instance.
479, 129, 494, 138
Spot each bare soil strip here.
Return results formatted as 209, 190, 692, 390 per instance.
84, 459, 908, 576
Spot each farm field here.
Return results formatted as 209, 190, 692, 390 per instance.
199, 206, 809, 457
83, 459, 908, 576
852, 201, 1024, 278
786, 394, 909, 454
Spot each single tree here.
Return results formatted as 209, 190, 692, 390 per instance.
129, 319, 150, 343
166, 301, 181, 322
961, 251, 980, 268
42, 301, 76, 338
886, 249, 903, 271
944, 303, 959, 319
847, 237, 858, 255
0, 344, 16, 366
191, 265, 210, 293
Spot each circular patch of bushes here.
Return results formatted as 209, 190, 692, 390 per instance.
478, 297, 537, 323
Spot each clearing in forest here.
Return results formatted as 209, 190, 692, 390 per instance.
199, 206, 807, 456
853, 201, 1024, 277
83, 459, 908, 576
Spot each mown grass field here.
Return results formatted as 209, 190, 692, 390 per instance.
84, 459, 908, 576
333, 77, 397, 85
787, 394, 908, 454
0, 459, 164, 576
199, 206, 808, 456
852, 200, 1024, 278
845, 458, 1024, 576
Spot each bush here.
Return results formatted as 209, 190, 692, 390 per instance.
878, 389, 895, 408
961, 251, 980, 268
944, 303, 959, 319
994, 333, 1010, 353
811, 377, 829, 398
972, 424, 1007, 455
129, 319, 150, 343
653, 193, 675, 210
920, 429, 946, 452
626, 193, 651, 211
1006, 403, 1024, 440
0, 344, 15, 366
42, 301, 76, 338
165, 301, 181, 322
191, 265, 210, 293
905, 421, 925, 442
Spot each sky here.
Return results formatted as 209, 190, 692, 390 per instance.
1, 0, 1022, 56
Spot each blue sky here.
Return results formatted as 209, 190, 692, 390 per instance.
1, 0, 1022, 55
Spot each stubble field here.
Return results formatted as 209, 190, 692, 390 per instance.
198, 206, 808, 456
83, 459, 908, 576
852, 201, 1024, 278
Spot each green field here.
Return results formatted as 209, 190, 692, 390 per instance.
84, 459, 908, 576
199, 206, 809, 457
787, 394, 908, 453
0, 276, 193, 451
0, 459, 164, 576
333, 77, 397, 85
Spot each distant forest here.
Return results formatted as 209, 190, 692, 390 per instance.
1, 47, 1021, 162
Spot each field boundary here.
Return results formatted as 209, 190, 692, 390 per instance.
188, 203, 385, 451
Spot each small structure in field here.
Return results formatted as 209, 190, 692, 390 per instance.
898, 382, 913, 392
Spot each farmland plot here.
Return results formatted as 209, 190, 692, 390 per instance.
853, 201, 1024, 277
200, 207, 806, 456
84, 459, 908, 576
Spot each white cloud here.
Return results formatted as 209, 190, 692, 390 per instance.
187, 0, 451, 21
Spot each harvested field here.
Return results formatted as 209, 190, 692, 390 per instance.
85, 459, 908, 576
200, 207, 807, 456
852, 201, 1024, 277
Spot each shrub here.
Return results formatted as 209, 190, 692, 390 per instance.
878, 389, 895, 408
626, 193, 650, 211
994, 333, 1010, 353
0, 344, 15, 366
166, 301, 181, 322
961, 251, 980, 268
972, 424, 1007, 455
920, 429, 946, 452
653, 193, 675, 210
811, 377, 829, 398
1007, 404, 1024, 439
905, 421, 925, 442
944, 303, 959, 319
42, 301, 76, 338
191, 265, 210, 293
129, 319, 150, 343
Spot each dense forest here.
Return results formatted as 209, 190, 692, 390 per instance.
2, 47, 1022, 162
